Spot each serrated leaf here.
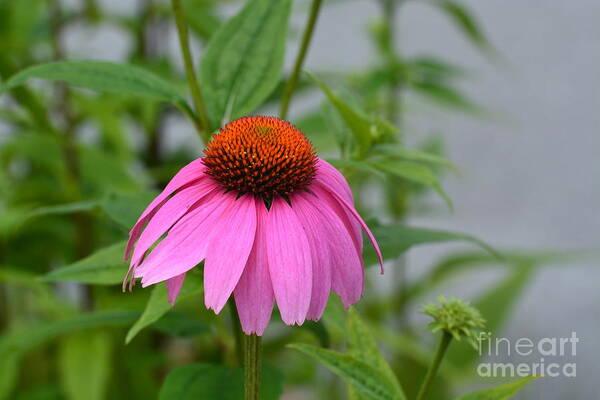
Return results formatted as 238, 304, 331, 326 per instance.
309, 73, 372, 152
100, 191, 158, 229
363, 224, 499, 267
0, 61, 190, 110
347, 308, 405, 399
158, 362, 282, 400
126, 274, 203, 344
200, 0, 292, 129
370, 160, 453, 209
42, 241, 127, 285
454, 376, 538, 400
58, 331, 112, 400
290, 343, 404, 400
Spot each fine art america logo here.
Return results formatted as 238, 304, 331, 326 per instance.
476, 332, 578, 378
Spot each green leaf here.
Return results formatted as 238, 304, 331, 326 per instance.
309, 73, 372, 152
411, 81, 481, 113
78, 144, 139, 193
301, 321, 331, 348
0, 352, 18, 400
454, 376, 538, 400
347, 308, 405, 399
363, 224, 499, 267
0, 311, 138, 356
100, 191, 158, 229
370, 160, 453, 209
42, 241, 127, 285
158, 363, 282, 400
289, 343, 404, 400
473, 264, 535, 336
327, 159, 386, 179
126, 274, 203, 344
374, 144, 457, 171
184, 0, 222, 41
58, 331, 112, 400
21, 201, 99, 228
0, 61, 190, 110
152, 313, 210, 338
433, 0, 491, 53
200, 0, 292, 129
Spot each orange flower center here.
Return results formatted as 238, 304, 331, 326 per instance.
203, 116, 317, 200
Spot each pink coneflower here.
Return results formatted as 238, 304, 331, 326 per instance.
123, 116, 383, 335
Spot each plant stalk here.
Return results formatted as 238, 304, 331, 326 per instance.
244, 334, 262, 400
279, 0, 323, 120
171, 0, 211, 140
416, 331, 452, 400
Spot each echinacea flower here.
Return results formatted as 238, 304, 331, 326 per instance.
123, 116, 383, 335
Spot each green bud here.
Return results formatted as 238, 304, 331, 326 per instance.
422, 296, 486, 349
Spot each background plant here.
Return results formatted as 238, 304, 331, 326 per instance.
0, 0, 589, 399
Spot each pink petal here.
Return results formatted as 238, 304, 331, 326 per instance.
131, 179, 219, 267
166, 273, 186, 305
316, 182, 384, 273
125, 158, 207, 260
234, 201, 274, 335
314, 161, 362, 254
315, 158, 353, 202
291, 192, 333, 321
136, 191, 234, 286
204, 195, 257, 313
266, 197, 313, 326
310, 184, 363, 259
299, 191, 364, 307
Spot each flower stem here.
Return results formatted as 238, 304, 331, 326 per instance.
171, 0, 211, 140
279, 0, 323, 120
416, 331, 452, 400
244, 334, 261, 400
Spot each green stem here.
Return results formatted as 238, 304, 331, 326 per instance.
380, 0, 401, 125
279, 0, 323, 120
244, 334, 261, 400
229, 299, 244, 367
171, 0, 211, 140
416, 331, 452, 400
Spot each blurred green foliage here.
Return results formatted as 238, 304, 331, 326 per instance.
0, 0, 558, 398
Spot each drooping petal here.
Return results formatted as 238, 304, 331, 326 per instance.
204, 195, 257, 313
314, 160, 362, 254
291, 192, 332, 321
266, 197, 312, 326
125, 158, 207, 260
136, 191, 234, 285
310, 184, 363, 259
316, 181, 384, 273
315, 159, 353, 202
234, 201, 274, 335
166, 273, 186, 305
131, 179, 219, 267
300, 190, 364, 307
